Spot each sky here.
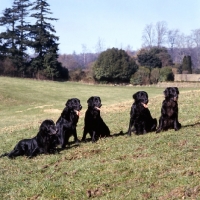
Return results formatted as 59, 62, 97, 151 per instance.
1, 0, 200, 54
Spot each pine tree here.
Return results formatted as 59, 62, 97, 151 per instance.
30, 0, 61, 79
0, 7, 19, 60
12, 0, 32, 75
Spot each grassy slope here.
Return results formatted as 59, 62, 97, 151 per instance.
0, 77, 200, 199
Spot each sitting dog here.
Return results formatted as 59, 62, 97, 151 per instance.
0, 119, 57, 158
127, 91, 157, 135
56, 98, 82, 148
81, 96, 110, 142
156, 87, 181, 133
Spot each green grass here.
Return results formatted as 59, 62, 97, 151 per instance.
0, 77, 200, 199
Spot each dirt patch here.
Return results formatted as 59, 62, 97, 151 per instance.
34, 105, 53, 109
44, 109, 61, 113
158, 185, 200, 200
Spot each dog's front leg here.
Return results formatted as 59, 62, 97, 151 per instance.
73, 129, 80, 144
127, 118, 134, 136
29, 147, 40, 158
174, 118, 181, 131
61, 129, 66, 148
7, 149, 21, 158
156, 117, 163, 133
81, 128, 87, 142
128, 106, 136, 136
92, 131, 96, 142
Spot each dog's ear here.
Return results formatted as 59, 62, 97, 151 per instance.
164, 88, 170, 98
98, 96, 101, 103
66, 99, 73, 109
87, 97, 94, 107
39, 124, 48, 135
174, 87, 179, 94
133, 92, 138, 100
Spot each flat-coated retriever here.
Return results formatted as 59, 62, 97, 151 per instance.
156, 87, 181, 133
56, 98, 82, 148
81, 96, 110, 142
128, 91, 157, 135
0, 119, 57, 159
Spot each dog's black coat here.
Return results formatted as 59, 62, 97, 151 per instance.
56, 98, 82, 148
81, 96, 110, 142
156, 87, 181, 133
128, 91, 157, 135
0, 119, 57, 158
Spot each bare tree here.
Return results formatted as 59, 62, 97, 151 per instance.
142, 23, 155, 48
191, 29, 200, 68
191, 29, 200, 47
95, 37, 105, 55
81, 44, 87, 67
167, 29, 179, 61
155, 21, 168, 47
167, 29, 179, 49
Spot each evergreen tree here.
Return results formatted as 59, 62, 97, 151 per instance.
182, 55, 192, 74
30, 0, 61, 79
0, 7, 19, 60
12, 0, 32, 75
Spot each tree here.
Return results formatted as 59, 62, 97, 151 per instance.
137, 47, 173, 69
137, 49, 162, 69
167, 29, 179, 49
150, 47, 173, 66
191, 29, 200, 69
29, 0, 61, 79
95, 37, 105, 55
182, 55, 192, 74
142, 23, 155, 48
155, 21, 168, 47
0, 7, 19, 67
13, 0, 32, 74
93, 48, 138, 83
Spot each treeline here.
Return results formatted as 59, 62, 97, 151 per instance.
0, 0, 68, 80
58, 47, 193, 85
0, 1, 199, 84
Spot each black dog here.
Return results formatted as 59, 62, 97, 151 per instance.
81, 96, 110, 142
56, 98, 82, 148
156, 87, 181, 133
0, 119, 57, 159
127, 91, 157, 135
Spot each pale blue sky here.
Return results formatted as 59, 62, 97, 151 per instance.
1, 0, 200, 54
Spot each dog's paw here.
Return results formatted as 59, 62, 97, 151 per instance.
156, 129, 161, 133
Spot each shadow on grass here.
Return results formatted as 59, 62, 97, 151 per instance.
54, 141, 81, 153
111, 131, 127, 137
182, 122, 200, 128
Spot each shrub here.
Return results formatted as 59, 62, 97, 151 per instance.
159, 67, 174, 82
130, 66, 150, 85
150, 68, 160, 84
93, 48, 138, 83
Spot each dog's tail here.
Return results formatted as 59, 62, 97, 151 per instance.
0, 153, 8, 158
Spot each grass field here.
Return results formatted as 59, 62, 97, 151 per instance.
0, 77, 200, 199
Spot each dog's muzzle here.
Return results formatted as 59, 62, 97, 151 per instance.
74, 109, 80, 116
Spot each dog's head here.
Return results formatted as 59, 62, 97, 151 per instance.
164, 87, 179, 101
87, 96, 102, 111
39, 119, 57, 136
65, 98, 82, 116
133, 91, 149, 108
